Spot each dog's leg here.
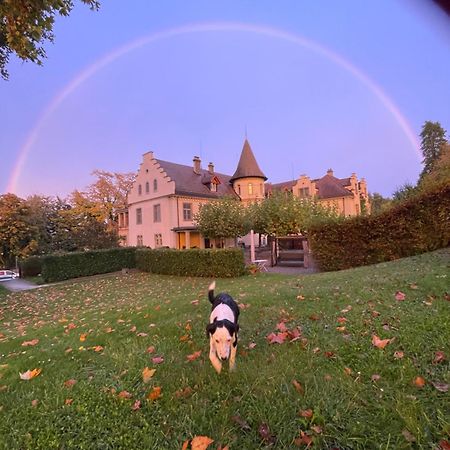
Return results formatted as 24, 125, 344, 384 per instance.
229, 336, 238, 372
209, 340, 222, 374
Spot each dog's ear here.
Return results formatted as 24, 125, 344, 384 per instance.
206, 322, 217, 337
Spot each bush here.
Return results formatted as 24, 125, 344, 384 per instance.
40, 247, 137, 283
309, 184, 450, 271
19, 256, 43, 277
136, 248, 247, 278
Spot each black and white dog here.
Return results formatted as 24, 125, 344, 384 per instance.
206, 281, 240, 374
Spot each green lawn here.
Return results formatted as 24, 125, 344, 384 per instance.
0, 249, 449, 449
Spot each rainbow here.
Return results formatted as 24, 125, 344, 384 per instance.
7, 22, 421, 194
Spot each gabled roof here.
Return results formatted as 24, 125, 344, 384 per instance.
265, 180, 296, 194
314, 174, 353, 199
230, 139, 267, 182
155, 159, 238, 199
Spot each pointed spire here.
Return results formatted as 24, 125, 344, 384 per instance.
230, 139, 267, 182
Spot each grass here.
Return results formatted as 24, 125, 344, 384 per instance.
0, 249, 449, 449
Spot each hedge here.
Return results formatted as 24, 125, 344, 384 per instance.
308, 184, 450, 272
39, 247, 137, 283
19, 256, 43, 277
136, 248, 247, 278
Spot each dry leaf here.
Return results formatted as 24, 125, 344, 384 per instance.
191, 435, 214, 450
65, 398, 73, 405
19, 368, 42, 380
22, 339, 39, 347
31, 399, 38, 407
395, 291, 406, 301
402, 429, 416, 443
79, 333, 88, 342
186, 350, 202, 362
433, 351, 446, 364
393, 351, 404, 359
131, 400, 141, 411
146, 346, 155, 354
292, 379, 304, 395
118, 390, 132, 399
299, 409, 313, 418
413, 376, 426, 388
152, 356, 164, 364
294, 431, 313, 446
142, 367, 156, 383
372, 334, 391, 349
147, 386, 161, 401
258, 422, 276, 445
431, 381, 448, 392
232, 414, 252, 432
64, 379, 77, 388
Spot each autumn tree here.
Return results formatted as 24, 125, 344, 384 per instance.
0, 0, 99, 79
194, 197, 251, 246
249, 191, 338, 237
69, 170, 135, 231
0, 193, 37, 267
419, 142, 450, 191
368, 192, 392, 215
419, 121, 448, 181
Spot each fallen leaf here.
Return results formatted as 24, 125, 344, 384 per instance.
266, 332, 287, 344
372, 334, 391, 349
439, 440, 450, 450
276, 321, 288, 332
337, 317, 348, 324
344, 367, 353, 376
152, 356, 164, 364
297, 295, 305, 301
433, 351, 446, 364
64, 379, 77, 388
413, 376, 426, 388
248, 342, 257, 349
65, 398, 73, 405
299, 409, 313, 418
393, 351, 404, 359
232, 414, 252, 432
292, 379, 304, 395
79, 333, 88, 342
147, 386, 161, 401
142, 367, 156, 383
336, 326, 346, 332
186, 350, 202, 362
294, 431, 313, 447
31, 399, 38, 407
130, 326, 137, 332
409, 283, 418, 290
311, 425, 323, 434
191, 435, 214, 450
19, 368, 42, 380
402, 429, 416, 443
395, 291, 406, 301
131, 400, 141, 411
371, 374, 381, 382
146, 346, 155, 354
179, 334, 190, 342
22, 339, 39, 347
137, 332, 148, 337
181, 440, 189, 450
118, 390, 132, 399
431, 381, 448, 393
92, 345, 104, 352
258, 422, 276, 445
175, 387, 193, 399
191, 299, 199, 306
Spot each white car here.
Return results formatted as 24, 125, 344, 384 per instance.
0, 270, 18, 281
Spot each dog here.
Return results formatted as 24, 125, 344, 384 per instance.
206, 281, 240, 374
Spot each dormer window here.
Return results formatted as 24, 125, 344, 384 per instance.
210, 182, 217, 192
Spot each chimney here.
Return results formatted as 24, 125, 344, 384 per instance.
193, 156, 201, 174
327, 168, 334, 176
208, 162, 214, 174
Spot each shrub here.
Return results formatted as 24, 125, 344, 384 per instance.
40, 247, 137, 282
136, 248, 247, 278
309, 184, 450, 271
19, 256, 42, 277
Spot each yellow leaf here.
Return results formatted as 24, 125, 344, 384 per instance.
19, 368, 42, 380
142, 367, 156, 383
79, 333, 88, 342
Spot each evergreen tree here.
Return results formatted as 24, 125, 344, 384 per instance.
419, 121, 448, 180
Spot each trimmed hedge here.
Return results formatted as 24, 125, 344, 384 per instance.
136, 248, 247, 278
40, 247, 137, 283
309, 184, 450, 272
19, 256, 43, 277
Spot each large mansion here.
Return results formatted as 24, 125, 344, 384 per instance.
118, 139, 370, 249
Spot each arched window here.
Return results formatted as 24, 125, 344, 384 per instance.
145, 182, 149, 194
248, 183, 253, 195
138, 184, 142, 195
153, 179, 158, 192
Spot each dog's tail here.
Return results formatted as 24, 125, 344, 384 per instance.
208, 280, 216, 304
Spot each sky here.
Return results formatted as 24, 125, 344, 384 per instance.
1, 0, 449, 198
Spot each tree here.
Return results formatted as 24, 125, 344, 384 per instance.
419, 142, 450, 191
419, 121, 448, 181
249, 191, 338, 237
368, 193, 392, 215
0, 193, 37, 267
0, 0, 99, 79
69, 170, 135, 231
194, 197, 251, 245
392, 182, 417, 202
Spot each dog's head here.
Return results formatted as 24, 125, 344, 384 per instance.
206, 319, 239, 361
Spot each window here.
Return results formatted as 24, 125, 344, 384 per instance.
183, 203, 192, 221
154, 233, 163, 248
237, 184, 241, 195
260, 184, 263, 195
153, 179, 158, 192
138, 184, 142, 195
210, 182, 217, 192
248, 183, 253, 195
298, 187, 310, 198
153, 204, 161, 222
136, 208, 142, 225
145, 181, 149, 194
137, 235, 143, 246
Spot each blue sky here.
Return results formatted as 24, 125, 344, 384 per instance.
1, 0, 449, 198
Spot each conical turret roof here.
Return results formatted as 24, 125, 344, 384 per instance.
230, 139, 267, 182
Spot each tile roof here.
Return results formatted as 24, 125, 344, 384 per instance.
155, 159, 238, 199
230, 139, 267, 182
314, 174, 353, 199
